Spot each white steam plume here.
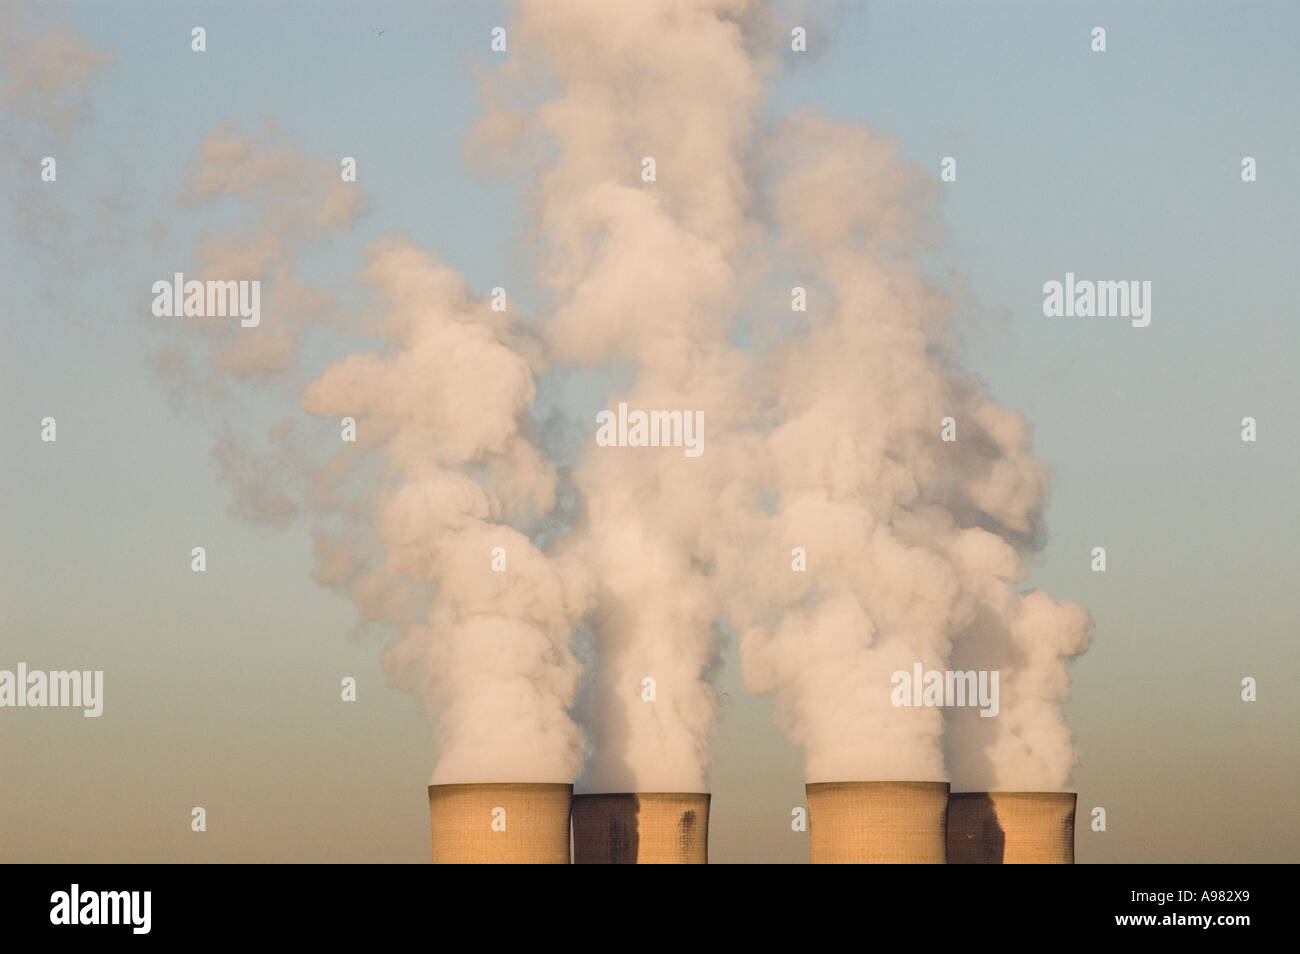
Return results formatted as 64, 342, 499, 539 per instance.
164, 130, 592, 784
471, 0, 769, 792
302, 239, 594, 783
162, 1, 1091, 795
733, 113, 1092, 788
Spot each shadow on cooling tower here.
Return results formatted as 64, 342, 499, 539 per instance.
571, 793, 710, 864
946, 791, 1076, 864
946, 792, 1006, 861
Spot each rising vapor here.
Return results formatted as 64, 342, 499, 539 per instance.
471, 0, 769, 792
158, 0, 1090, 795
302, 239, 594, 783
734, 113, 1092, 787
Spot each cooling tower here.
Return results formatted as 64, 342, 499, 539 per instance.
805, 781, 949, 863
946, 791, 1076, 864
428, 783, 572, 864
571, 793, 710, 864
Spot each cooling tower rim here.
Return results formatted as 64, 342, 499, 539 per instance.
806, 780, 950, 791
572, 791, 711, 798
428, 782, 574, 793
948, 790, 1077, 797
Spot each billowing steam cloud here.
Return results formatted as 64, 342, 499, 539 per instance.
302, 239, 594, 783
472, 0, 768, 792
160, 0, 1090, 793
161, 131, 593, 783
733, 114, 1092, 788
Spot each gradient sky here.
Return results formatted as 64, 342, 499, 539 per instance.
2, 0, 1297, 863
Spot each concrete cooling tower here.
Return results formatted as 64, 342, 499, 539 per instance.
571, 793, 710, 864
428, 783, 573, 864
946, 791, 1076, 864
805, 781, 950, 863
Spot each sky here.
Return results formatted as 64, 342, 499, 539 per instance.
1, 0, 1297, 863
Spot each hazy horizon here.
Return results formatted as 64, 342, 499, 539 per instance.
2, 0, 1297, 863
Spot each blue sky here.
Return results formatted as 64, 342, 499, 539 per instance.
2, 1, 1297, 861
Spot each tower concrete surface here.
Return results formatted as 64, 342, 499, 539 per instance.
428, 782, 573, 864
806, 781, 949, 863
571, 792, 710, 864
946, 791, 1076, 864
